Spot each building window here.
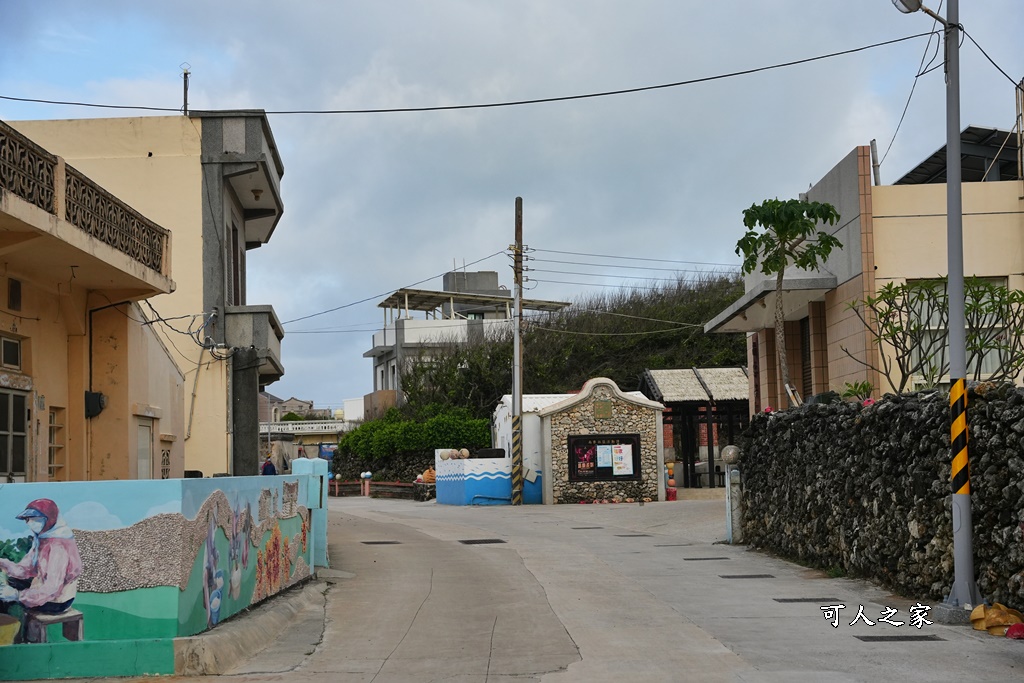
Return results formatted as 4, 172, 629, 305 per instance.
1, 337, 20, 371
0, 390, 28, 478
230, 222, 242, 306
8, 278, 21, 312
137, 418, 154, 479
908, 277, 1009, 385
48, 408, 65, 478
800, 317, 812, 400
752, 335, 761, 413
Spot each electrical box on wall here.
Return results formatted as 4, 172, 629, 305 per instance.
85, 391, 106, 418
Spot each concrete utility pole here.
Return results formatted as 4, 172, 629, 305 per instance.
940, 0, 982, 610
892, 0, 980, 610
511, 198, 524, 505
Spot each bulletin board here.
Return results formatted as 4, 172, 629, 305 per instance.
568, 433, 642, 482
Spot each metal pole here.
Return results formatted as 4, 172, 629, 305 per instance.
182, 67, 189, 116
943, 0, 982, 609
511, 197, 524, 505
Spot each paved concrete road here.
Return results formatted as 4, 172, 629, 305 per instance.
108, 497, 1024, 682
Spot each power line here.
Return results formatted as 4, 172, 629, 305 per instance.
530, 257, 737, 274
531, 268, 723, 282
532, 277, 698, 291
530, 248, 738, 267
280, 250, 506, 325
289, 319, 515, 335
565, 308, 703, 328
527, 324, 686, 337
0, 94, 179, 112
0, 32, 936, 116
881, 1, 944, 166
961, 28, 1024, 91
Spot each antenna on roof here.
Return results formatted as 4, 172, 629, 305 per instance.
180, 63, 191, 116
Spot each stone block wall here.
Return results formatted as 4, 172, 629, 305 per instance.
547, 382, 661, 504
740, 384, 1024, 609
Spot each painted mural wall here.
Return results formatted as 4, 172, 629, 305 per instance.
0, 475, 319, 678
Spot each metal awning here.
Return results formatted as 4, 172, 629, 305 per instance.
703, 275, 836, 334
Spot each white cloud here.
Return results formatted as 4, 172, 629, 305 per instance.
144, 500, 180, 518
64, 502, 124, 531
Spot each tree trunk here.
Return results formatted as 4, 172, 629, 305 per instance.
775, 268, 792, 404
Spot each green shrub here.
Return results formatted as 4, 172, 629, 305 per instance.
335, 407, 491, 481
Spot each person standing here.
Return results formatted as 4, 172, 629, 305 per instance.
261, 454, 277, 475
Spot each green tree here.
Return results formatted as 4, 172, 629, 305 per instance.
736, 199, 841, 400
845, 277, 1024, 392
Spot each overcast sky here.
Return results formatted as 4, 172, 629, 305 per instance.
1, 1, 1021, 410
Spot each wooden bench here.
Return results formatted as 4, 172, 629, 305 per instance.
24, 608, 83, 643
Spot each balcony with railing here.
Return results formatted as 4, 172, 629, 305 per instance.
0, 120, 172, 293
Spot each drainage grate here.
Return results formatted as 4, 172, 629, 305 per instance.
682, 557, 730, 561
615, 534, 651, 537
719, 574, 776, 579
361, 541, 401, 545
572, 526, 604, 530
458, 539, 507, 545
854, 635, 944, 642
773, 598, 841, 603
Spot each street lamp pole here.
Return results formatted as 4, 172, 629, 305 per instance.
892, 0, 982, 609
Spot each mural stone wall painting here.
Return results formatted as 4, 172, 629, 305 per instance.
0, 477, 313, 668
0, 499, 83, 644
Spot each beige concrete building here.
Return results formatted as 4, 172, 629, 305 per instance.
364, 271, 570, 417
11, 112, 286, 476
706, 127, 1024, 413
0, 119, 184, 481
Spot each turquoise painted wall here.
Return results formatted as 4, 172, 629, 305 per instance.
0, 474, 323, 680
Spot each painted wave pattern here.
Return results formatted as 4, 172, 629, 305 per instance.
466, 473, 510, 481
437, 472, 509, 483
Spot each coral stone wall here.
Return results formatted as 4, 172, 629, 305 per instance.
548, 384, 661, 504
740, 384, 1024, 609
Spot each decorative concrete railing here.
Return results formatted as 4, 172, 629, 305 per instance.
64, 165, 170, 274
0, 120, 170, 277
0, 120, 55, 213
262, 420, 347, 434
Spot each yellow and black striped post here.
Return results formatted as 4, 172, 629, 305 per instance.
950, 378, 969, 495
511, 415, 523, 505
947, 376, 982, 608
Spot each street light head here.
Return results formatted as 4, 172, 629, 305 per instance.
891, 0, 922, 12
